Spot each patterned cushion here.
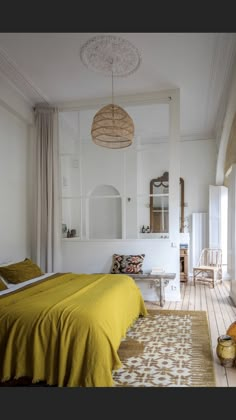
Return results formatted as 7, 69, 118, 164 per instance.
111, 254, 145, 274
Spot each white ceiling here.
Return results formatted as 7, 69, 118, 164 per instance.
0, 32, 236, 141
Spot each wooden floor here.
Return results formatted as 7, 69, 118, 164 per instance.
146, 278, 236, 387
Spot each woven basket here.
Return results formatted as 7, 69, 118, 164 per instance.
91, 104, 134, 149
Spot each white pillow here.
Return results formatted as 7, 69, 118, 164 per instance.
0, 261, 13, 266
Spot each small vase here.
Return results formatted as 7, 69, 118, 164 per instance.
216, 335, 235, 368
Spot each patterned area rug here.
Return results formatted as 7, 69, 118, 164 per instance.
113, 309, 216, 387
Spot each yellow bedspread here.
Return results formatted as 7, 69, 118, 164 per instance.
0, 273, 147, 387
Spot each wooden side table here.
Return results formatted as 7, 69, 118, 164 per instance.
128, 273, 176, 307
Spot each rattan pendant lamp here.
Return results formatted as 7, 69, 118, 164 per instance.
80, 35, 141, 149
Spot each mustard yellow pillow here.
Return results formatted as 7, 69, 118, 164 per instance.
0, 278, 8, 291
0, 258, 44, 284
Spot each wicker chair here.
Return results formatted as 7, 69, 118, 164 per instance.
193, 248, 222, 288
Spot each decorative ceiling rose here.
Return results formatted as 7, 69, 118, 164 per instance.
80, 35, 140, 149
80, 35, 141, 77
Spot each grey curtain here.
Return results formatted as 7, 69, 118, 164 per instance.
32, 105, 62, 272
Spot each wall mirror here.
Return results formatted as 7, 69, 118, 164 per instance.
150, 171, 184, 233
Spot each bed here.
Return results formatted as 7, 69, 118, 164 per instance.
0, 269, 147, 387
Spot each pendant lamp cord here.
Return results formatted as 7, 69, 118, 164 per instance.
111, 69, 114, 106
111, 59, 114, 123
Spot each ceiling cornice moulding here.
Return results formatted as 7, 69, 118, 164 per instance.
0, 46, 50, 106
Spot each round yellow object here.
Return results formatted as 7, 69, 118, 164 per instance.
226, 321, 236, 342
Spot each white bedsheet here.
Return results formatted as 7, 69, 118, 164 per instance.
0, 273, 54, 296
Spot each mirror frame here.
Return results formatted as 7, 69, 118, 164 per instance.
150, 171, 185, 233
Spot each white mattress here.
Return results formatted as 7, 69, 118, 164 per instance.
0, 273, 54, 296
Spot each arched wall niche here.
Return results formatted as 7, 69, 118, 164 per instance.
89, 184, 122, 239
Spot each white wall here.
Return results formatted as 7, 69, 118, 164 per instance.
180, 139, 217, 216
0, 77, 32, 264
0, 70, 227, 303
0, 83, 218, 303
215, 59, 236, 304
180, 139, 217, 273
61, 138, 216, 299
227, 165, 236, 304
216, 58, 236, 185
60, 109, 216, 301
62, 238, 179, 300
209, 185, 228, 270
